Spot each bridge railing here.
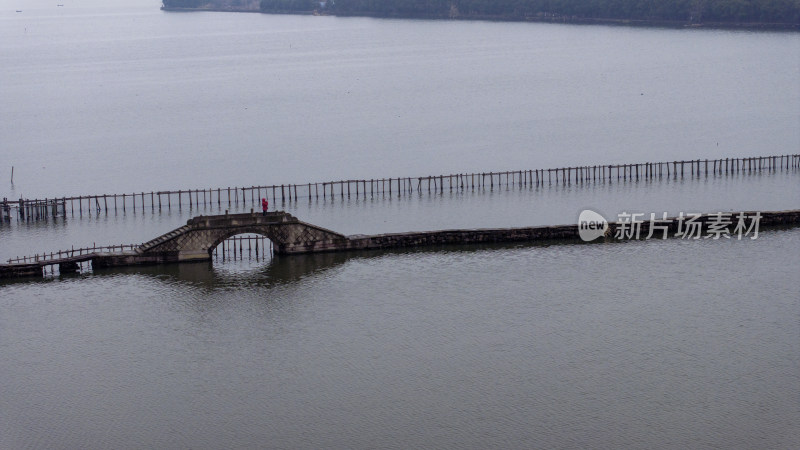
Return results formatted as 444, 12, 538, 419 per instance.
6, 243, 140, 265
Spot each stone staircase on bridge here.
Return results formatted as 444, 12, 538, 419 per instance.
137, 224, 193, 254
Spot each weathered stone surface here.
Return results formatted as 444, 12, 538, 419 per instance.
344, 224, 580, 251
58, 261, 80, 274
0, 264, 42, 279
139, 211, 347, 259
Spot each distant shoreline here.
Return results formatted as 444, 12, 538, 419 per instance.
161, 7, 800, 31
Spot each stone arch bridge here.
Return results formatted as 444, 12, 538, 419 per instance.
135, 211, 348, 262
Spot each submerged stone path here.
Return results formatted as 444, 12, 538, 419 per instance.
2, 209, 799, 280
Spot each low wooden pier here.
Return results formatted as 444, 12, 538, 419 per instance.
2, 235, 273, 278
3, 153, 797, 221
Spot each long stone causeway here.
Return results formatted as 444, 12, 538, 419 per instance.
2, 209, 800, 279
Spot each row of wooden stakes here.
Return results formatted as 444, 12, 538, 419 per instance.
3, 153, 798, 221
213, 235, 273, 261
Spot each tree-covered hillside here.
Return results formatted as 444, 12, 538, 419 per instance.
329, 0, 800, 24
163, 0, 260, 9
163, 0, 800, 25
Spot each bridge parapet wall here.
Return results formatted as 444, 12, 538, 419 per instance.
186, 211, 298, 228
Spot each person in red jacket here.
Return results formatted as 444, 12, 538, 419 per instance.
261, 198, 268, 216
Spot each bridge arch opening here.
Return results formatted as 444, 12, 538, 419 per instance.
210, 232, 273, 264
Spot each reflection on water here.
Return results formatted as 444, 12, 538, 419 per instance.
74, 239, 576, 289
105, 250, 354, 289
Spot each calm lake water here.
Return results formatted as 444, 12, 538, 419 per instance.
1, 1, 799, 448
1, 0, 798, 199
2, 231, 799, 448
